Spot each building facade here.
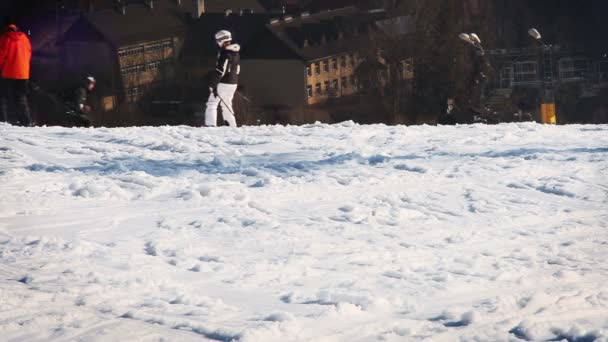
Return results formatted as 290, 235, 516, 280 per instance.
60, 0, 267, 110
305, 53, 359, 105
117, 37, 179, 103
222, 7, 412, 108
60, 1, 193, 110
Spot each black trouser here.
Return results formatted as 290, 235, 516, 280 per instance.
69, 112, 92, 127
64, 102, 92, 127
1, 78, 32, 126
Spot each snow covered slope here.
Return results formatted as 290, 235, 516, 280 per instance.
0, 122, 607, 341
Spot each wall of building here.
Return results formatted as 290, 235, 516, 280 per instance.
58, 41, 119, 115
305, 53, 358, 105
117, 36, 181, 102
240, 59, 307, 107
61, 41, 116, 85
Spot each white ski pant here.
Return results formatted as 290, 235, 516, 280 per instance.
205, 83, 237, 127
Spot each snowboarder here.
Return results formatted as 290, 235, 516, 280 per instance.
63, 76, 96, 127
204, 30, 240, 127
0, 24, 32, 125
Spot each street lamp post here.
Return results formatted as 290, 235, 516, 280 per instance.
529, 28, 557, 124
458, 33, 494, 123
459, 33, 484, 54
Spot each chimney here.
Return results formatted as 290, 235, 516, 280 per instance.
192, 0, 205, 19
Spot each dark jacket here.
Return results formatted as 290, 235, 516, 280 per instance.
209, 43, 240, 87
0, 30, 31, 80
63, 84, 89, 113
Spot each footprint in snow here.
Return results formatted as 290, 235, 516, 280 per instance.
144, 242, 157, 256
430, 311, 476, 327
189, 221, 203, 229
199, 256, 222, 263
394, 164, 427, 173
241, 219, 256, 227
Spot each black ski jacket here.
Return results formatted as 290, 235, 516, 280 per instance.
63, 84, 89, 113
209, 43, 240, 87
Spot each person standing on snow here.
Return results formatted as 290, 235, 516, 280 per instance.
0, 24, 32, 125
204, 30, 240, 127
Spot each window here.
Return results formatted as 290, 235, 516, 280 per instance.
332, 58, 338, 70
102, 96, 116, 111
559, 57, 589, 81
333, 79, 339, 90
126, 87, 142, 99
306, 65, 312, 77
500, 65, 514, 88
147, 59, 171, 71
323, 60, 329, 73
403, 59, 413, 74
514, 61, 538, 83
340, 56, 346, 68
121, 64, 146, 76
147, 61, 162, 71
324, 80, 330, 93
315, 62, 320, 75
315, 83, 321, 95
306, 85, 313, 97
145, 39, 173, 53
341, 77, 348, 89
118, 45, 144, 58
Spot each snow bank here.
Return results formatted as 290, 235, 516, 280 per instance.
0, 122, 607, 341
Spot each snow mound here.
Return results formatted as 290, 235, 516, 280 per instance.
0, 122, 607, 341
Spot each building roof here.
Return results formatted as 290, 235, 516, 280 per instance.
181, 13, 276, 59
259, 7, 388, 61
62, 0, 269, 48
205, 0, 267, 13
375, 15, 414, 36
73, 0, 267, 14
182, 7, 395, 62
80, 1, 190, 47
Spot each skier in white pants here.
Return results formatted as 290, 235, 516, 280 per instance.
205, 30, 240, 127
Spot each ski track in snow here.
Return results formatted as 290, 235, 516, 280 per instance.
0, 122, 607, 341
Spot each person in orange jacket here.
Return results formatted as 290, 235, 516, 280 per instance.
0, 24, 32, 125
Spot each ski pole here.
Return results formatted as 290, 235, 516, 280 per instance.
236, 91, 251, 103
216, 93, 235, 116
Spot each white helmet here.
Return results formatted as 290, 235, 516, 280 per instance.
215, 30, 232, 46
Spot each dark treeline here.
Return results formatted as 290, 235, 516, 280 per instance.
2, 0, 607, 125
351, 0, 608, 124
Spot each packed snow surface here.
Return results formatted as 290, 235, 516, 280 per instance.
1, 122, 607, 341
